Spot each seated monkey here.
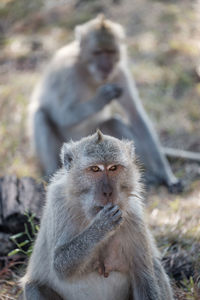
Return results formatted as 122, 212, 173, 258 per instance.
29, 15, 181, 192
22, 131, 174, 300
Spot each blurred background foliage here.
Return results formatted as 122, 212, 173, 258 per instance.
0, 0, 200, 299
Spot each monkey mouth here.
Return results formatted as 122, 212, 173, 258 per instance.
101, 72, 109, 79
101, 71, 112, 81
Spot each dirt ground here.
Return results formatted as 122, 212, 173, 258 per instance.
0, 0, 200, 299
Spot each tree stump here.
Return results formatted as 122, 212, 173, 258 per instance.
0, 175, 45, 255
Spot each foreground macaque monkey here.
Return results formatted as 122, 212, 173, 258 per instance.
22, 131, 174, 300
30, 15, 181, 192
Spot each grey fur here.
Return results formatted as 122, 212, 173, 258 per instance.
21, 132, 174, 300
29, 16, 181, 192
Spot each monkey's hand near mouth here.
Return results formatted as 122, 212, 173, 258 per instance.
97, 83, 123, 100
92, 203, 123, 237
96, 84, 123, 108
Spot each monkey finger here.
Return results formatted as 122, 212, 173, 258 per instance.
113, 207, 122, 216
105, 203, 115, 210
112, 209, 122, 219
107, 205, 120, 215
112, 212, 122, 224
107, 204, 119, 212
115, 216, 123, 225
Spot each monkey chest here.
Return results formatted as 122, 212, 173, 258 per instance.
55, 272, 130, 300
96, 237, 129, 277
54, 238, 131, 300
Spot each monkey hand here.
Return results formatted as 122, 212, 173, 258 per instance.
93, 203, 122, 236
97, 84, 123, 107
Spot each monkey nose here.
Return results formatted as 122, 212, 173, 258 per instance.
102, 183, 113, 198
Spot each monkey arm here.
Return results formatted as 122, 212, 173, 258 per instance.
132, 273, 160, 300
53, 221, 107, 279
119, 72, 178, 186
127, 220, 172, 300
40, 99, 101, 129
40, 73, 120, 128
131, 257, 173, 300
53, 203, 121, 279
37, 69, 105, 128
58, 99, 106, 128
126, 217, 161, 300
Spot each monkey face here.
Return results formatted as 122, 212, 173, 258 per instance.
76, 15, 125, 84
75, 161, 132, 220
79, 30, 120, 83
86, 163, 121, 208
87, 47, 120, 83
61, 131, 140, 221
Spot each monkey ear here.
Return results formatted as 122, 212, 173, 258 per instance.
60, 143, 74, 170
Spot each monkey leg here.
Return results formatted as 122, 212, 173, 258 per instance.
153, 258, 174, 300
130, 257, 173, 299
98, 117, 182, 191
33, 108, 63, 177
24, 282, 63, 300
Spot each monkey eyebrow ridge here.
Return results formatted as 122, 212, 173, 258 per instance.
96, 164, 105, 171
94, 164, 117, 171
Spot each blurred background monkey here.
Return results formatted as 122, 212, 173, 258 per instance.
29, 15, 182, 192
22, 131, 174, 300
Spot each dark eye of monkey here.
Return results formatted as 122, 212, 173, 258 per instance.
109, 165, 117, 171
90, 166, 101, 172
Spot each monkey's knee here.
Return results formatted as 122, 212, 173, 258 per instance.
33, 108, 62, 176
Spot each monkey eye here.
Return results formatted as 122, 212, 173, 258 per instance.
108, 165, 117, 171
90, 166, 101, 172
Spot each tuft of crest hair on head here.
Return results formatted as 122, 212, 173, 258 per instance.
95, 129, 104, 143
97, 13, 106, 24
98, 13, 106, 30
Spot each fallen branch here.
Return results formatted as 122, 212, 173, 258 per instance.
162, 147, 200, 162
